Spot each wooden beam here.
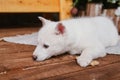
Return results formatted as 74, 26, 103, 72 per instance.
59, 0, 72, 20
0, 0, 59, 12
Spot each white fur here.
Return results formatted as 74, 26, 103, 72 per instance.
115, 7, 120, 16
33, 16, 119, 67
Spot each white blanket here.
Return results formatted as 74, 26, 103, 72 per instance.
1, 32, 38, 46
1, 32, 120, 54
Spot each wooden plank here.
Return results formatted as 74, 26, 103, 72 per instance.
46, 62, 120, 80
0, 54, 75, 71
0, 60, 77, 80
59, 0, 72, 20
0, 42, 35, 55
0, 0, 59, 12
0, 55, 119, 80
86, 3, 102, 17
0, 51, 32, 61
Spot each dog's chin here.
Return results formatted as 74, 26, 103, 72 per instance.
35, 58, 45, 61
35, 55, 51, 61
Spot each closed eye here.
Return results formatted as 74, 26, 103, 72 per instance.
43, 44, 49, 49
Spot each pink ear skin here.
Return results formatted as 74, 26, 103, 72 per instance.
56, 23, 65, 35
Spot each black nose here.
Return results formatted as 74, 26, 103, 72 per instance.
32, 55, 37, 60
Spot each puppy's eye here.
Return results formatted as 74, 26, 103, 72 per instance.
43, 44, 49, 48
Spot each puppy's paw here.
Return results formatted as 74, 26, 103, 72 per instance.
76, 56, 92, 67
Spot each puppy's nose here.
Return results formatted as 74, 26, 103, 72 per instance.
32, 55, 37, 60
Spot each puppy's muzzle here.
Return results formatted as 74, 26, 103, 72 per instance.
32, 55, 37, 60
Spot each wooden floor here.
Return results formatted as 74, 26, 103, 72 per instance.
0, 27, 120, 80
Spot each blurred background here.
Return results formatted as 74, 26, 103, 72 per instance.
0, 0, 120, 29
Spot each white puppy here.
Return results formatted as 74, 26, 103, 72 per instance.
33, 16, 119, 67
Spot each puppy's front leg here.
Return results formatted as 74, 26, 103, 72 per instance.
76, 47, 106, 67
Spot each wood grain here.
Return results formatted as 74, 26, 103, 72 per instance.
0, 0, 73, 20
86, 3, 102, 17
59, 0, 72, 20
0, 0, 59, 12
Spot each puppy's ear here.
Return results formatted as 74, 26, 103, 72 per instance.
38, 17, 51, 26
55, 23, 65, 35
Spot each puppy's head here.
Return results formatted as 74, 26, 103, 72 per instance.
33, 17, 67, 61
